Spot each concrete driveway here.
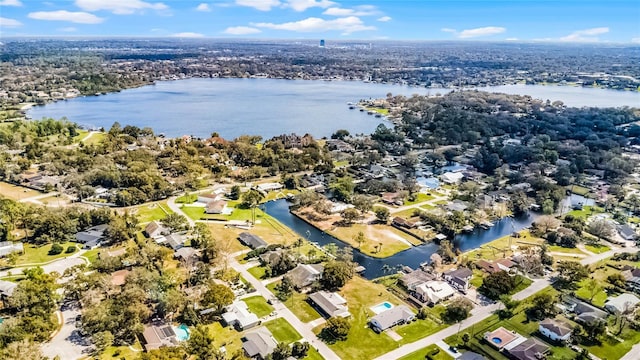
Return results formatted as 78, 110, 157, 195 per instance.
42, 302, 93, 360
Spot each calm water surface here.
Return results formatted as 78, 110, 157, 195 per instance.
27, 79, 640, 139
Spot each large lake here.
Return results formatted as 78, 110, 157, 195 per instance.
27, 78, 640, 139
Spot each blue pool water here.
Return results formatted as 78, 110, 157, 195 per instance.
173, 324, 190, 341
371, 301, 394, 314
492, 337, 503, 344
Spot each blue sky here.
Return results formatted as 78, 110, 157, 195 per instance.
1, 0, 639, 43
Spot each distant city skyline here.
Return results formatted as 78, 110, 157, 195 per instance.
1, 0, 639, 43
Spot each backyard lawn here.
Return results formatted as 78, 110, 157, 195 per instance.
266, 282, 321, 323
584, 244, 610, 254
403, 193, 435, 206
263, 317, 302, 344
130, 201, 172, 223
328, 223, 416, 257
247, 265, 267, 280
398, 344, 453, 360
13, 241, 77, 266
565, 206, 604, 220
242, 295, 274, 318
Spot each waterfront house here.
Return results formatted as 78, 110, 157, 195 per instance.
400, 269, 436, 291
414, 280, 456, 305
145, 221, 170, 239
308, 291, 351, 318
75, 224, 108, 249
369, 305, 414, 332
476, 259, 517, 274
0, 241, 24, 258
242, 327, 277, 360
604, 293, 640, 314
256, 182, 283, 193
392, 216, 419, 229
238, 232, 268, 249
443, 268, 473, 292
288, 263, 324, 289
538, 318, 573, 342
222, 300, 261, 330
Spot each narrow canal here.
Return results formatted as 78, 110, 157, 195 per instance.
262, 199, 541, 279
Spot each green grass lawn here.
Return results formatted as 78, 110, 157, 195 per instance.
391, 208, 424, 219
242, 295, 274, 318
333, 160, 349, 168
566, 185, 592, 197
262, 189, 299, 203
175, 193, 198, 204
181, 205, 205, 220
565, 206, 604, 220
203, 321, 244, 355
266, 282, 321, 323
263, 317, 302, 344
12, 241, 77, 266
84, 131, 106, 146
399, 344, 453, 360
547, 245, 586, 255
71, 129, 89, 143
247, 265, 267, 280
581, 325, 640, 360
100, 341, 143, 359
584, 244, 610, 254
132, 201, 172, 223
327, 223, 414, 258
395, 317, 446, 343
304, 347, 324, 360
404, 193, 435, 206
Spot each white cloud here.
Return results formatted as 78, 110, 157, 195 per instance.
253, 16, 375, 34
0, 17, 22, 27
236, 0, 280, 11
559, 27, 609, 42
323, 5, 378, 16
28, 11, 104, 24
458, 26, 506, 38
58, 26, 77, 32
377, 16, 391, 22
75, 0, 168, 15
196, 3, 211, 12
285, 0, 334, 12
440, 28, 456, 33
505, 37, 518, 41
632, 37, 640, 44
224, 26, 261, 35
0, 0, 22, 6
171, 32, 205, 38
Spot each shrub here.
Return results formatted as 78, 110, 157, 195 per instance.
48, 243, 64, 255
65, 245, 77, 253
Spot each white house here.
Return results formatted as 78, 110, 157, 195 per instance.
604, 293, 640, 314
197, 193, 221, 204
222, 300, 261, 330
256, 183, 283, 192
441, 172, 464, 184
415, 281, 456, 305
538, 318, 573, 342
369, 305, 414, 332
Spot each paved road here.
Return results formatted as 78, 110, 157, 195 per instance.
166, 196, 196, 227
229, 257, 340, 360
0, 253, 87, 277
42, 303, 93, 360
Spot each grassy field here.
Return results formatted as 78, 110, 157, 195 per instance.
243, 295, 274, 318
130, 201, 172, 223
566, 184, 592, 197
12, 241, 77, 266
100, 341, 143, 359
266, 282, 321, 323
403, 193, 435, 206
584, 244, 610, 254
581, 322, 640, 360
333, 160, 349, 168
262, 189, 299, 202
0, 181, 42, 200
463, 230, 543, 262
175, 193, 198, 204
328, 223, 416, 257
398, 344, 453, 360
263, 317, 303, 344
247, 265, 267, 280
565, 206, 604, 220
573, 263, 621, 307
71, 129, 89, 143
83, 131, 106, 146
391, 208, 424, 219
547, 245, 586, 255
204, 321, 244, 355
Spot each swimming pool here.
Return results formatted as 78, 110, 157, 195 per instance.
491, 337, 502, 344
370, 301, 394, 314
173, 324, 190, 341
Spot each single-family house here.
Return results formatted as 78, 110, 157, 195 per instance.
75, 224, 108, 249
446, 200, 469, 212
308, 291, 351, 318
205, 200, 228, 214
222, 301, 261, 330
288, 263, 324, 289
441, 172, 464, 184
369, 305, 414, 332
0, 279, 17, 304
145, 221, 170, 239
141, 323, 180, 351
561, 296, 608, 323
476, 259, 517, 274
392, 217, 419, 229
259, 249, 290, 267
507, 338, 550, 360
604, 293, 640, 314
617, 224, 637, 241
242, 327, 277, 360
238, 232, 268, 249
625, 268, 640, 294
443, 268, 473, 292
160, 233, 186, 250
256, 183, 283, 193
0, 241, 23, 258
197, 193, 221, 204
381, 192, 403, 206
538, 318, 573, 342
484, 327, 526, 350
414, 280, 456, 305
400, 269, 436, 291
458, 352, 486, 360
417, 177, 440, 190
174, 247, 200, 262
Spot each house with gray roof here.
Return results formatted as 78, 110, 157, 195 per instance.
507, 338, 550, 360
458, 352, 486, 360
238, 232, 268, 249
144, 221, 170, 239
0, 241, 23, 258
308, 291, 350, 318
369, 305, 414, 332
141, 323, 180, 351
288, 263, 324, 289
0, 279, 17, 303
604, 293, 640, 314
222, 300, 260, 330
539, 318, 573, 342
75, 224, 108, 249
443, 267, 473, 292
242, 327, 277, 359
